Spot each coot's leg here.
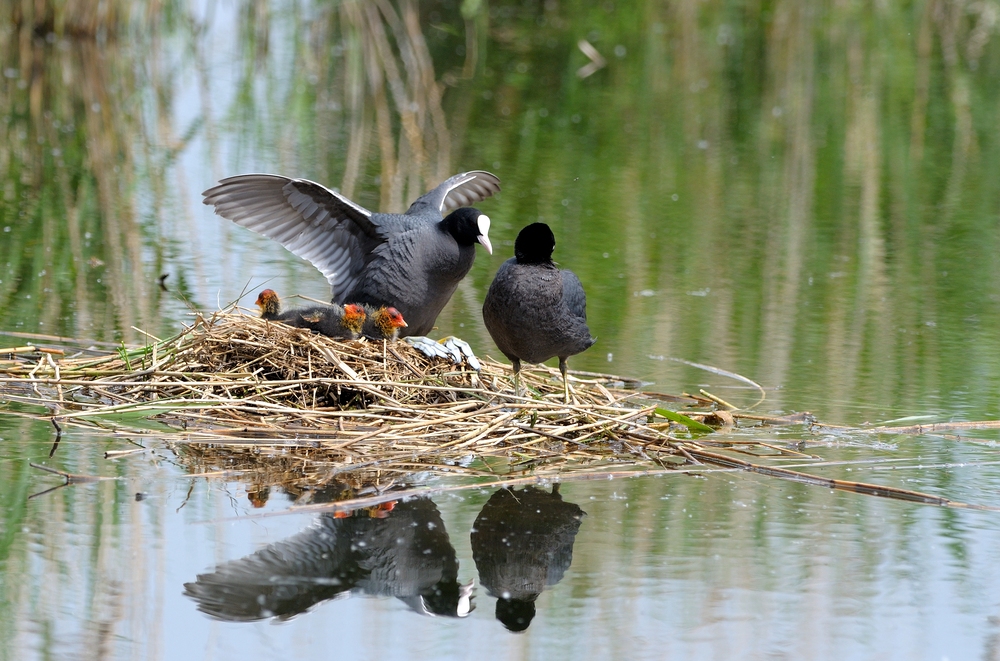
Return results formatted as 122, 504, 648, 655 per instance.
512, 358, 522, 397
403, 336, 481, 371
559, 357, 570, 404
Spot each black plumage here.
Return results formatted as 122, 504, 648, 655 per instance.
470, 485, 585, 632
482, 222, 596, 401
182, 498, 473, 621
205, 171, 500, 337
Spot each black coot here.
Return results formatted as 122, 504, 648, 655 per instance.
482, 222, 596, 402
205, 171, 500, 337
255, 289, 366, 339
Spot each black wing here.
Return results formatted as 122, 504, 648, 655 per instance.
405, 171, 501, 215
561, 270, 588, 321
203, 174, 386, 300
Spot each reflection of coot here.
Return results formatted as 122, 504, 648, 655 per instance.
470, 485, 585, 632
183, 498, 472, 621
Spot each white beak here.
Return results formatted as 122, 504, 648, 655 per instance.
477, 214, 493, 254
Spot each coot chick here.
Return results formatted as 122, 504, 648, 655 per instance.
482, 223, 596, 402
255, 289, 367, 339
361, 305, 408, 341
204, 171, 500, 337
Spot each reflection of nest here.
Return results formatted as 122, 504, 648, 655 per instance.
173, 442, 403, 507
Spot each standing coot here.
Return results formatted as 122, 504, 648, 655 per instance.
204, 171, 500, 337
482, 222, 596, 402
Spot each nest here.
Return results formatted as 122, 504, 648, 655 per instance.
0, 310, 714, 473
0, 309, 660, 421
5, 309, 973, 513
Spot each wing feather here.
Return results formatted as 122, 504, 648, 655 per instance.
405, 171, 501, 216
203, 174, 386, 296
561, 270, 588, 321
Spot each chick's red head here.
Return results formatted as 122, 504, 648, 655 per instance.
342, 303, 367, 334
255, 289, 280, 317
255, 289, 276, 306
384, 307, 407, 329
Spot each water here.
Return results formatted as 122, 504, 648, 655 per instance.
3, 1, 1000, 659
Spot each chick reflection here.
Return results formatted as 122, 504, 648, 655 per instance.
183, 498, 472, 621
471, 485, 585, 632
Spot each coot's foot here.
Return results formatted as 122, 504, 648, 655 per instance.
404, 336, 482, 371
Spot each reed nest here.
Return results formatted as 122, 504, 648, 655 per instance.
0, 308, 685, 440
0, 310, 746, 480
4, 309, 994, 512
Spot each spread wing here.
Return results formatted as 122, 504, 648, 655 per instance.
405, 171, 501, 215
561, 270, 588, 321
182, 518, 354, 622
203, 174, 387, 300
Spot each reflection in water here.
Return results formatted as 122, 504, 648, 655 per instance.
183, 498, 472, 621
184, 486, 585, 629
0, 29, 161, 341
471, 485, 585, 632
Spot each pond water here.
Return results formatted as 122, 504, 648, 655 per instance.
3, 1, 1000, 659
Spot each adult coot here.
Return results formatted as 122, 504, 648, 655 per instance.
482, 222, 595, 402
255, 289, 367, 339
204, 171, 500, 337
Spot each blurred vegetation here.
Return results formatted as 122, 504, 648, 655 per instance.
0, 1, 201, 343
6, 1, 132, 37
